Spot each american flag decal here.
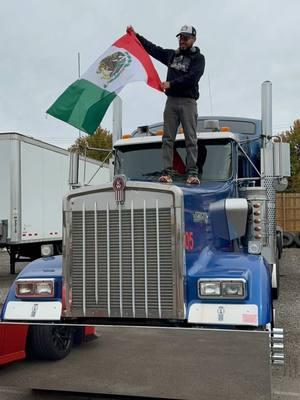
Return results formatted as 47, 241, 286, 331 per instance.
242, 313, 257, 324
113, 175, 127, 204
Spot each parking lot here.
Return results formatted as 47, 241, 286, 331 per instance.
0, 249, 299, 400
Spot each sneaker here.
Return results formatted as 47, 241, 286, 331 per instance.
159, 175, 173, 183
186, 175, 200, 185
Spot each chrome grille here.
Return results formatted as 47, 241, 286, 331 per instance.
71, 200, 177, 319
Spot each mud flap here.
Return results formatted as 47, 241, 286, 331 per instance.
1, 325, 272, 400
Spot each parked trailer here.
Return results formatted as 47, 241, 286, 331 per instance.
0, 132, 110, 273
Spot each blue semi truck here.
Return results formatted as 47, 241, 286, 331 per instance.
1, 82, 289, 374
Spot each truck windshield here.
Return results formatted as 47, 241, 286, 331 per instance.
115, 139, 232, 182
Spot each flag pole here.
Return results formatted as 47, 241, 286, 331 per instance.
78, 52, 81, 138
78, 51, 87, 185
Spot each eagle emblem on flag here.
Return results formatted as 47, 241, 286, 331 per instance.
97, 51, 132, 86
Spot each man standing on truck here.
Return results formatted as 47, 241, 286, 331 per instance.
126, 25, 205, 184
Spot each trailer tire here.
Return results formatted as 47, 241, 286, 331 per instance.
282, 232, 295, 248
26, 325, 73, 360
294, 233, 300, 248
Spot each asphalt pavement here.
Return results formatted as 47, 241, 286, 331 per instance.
272, 248, 300, 399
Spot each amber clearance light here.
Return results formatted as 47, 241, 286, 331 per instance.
220, 127, 230, 133
122, 134, 132, 139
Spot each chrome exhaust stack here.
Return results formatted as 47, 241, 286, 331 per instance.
112, 95, 122, 145
261, 80, 272, 139
68, 150, 80, 189
270, 327, 284, 365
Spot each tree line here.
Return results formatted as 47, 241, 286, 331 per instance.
281, 119, 300, 192
68, 127, 112, 163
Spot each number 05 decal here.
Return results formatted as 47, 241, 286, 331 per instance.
184, 231, 194, 251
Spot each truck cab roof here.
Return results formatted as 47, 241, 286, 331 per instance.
115, 116, 262, 147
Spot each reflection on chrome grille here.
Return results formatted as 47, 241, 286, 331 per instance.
71, 202, 175, 319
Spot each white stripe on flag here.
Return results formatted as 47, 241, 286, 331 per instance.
83, 45, 147, 93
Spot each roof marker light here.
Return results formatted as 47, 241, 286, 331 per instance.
122, 134, 132, 139
156, 130, 164, 136
220, 127, 230, 132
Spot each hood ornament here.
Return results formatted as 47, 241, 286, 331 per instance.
113, 175, 127, 205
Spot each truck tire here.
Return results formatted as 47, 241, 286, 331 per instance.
294, 232, 300, 248
26, 325, 73, 360
282, 232, 295, 248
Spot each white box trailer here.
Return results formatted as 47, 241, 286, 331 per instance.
0, 132, 110, 273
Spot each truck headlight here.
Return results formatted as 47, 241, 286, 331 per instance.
16, 279, 54, 298
16, 282, 35, 296
221, 281, 245, 297
199, 281, 221, 296
198, 279, 247, 299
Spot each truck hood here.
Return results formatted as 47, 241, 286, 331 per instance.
178, 180, 234, 196
17, 256, 62, 279
180, 180, 236, 265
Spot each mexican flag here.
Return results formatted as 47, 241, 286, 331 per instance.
47, 32, 162, 135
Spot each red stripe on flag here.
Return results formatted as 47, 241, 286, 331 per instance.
113, 33, 162, 92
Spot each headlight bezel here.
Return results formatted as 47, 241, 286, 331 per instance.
198, 278, 247, 300
15, 278, 55, 298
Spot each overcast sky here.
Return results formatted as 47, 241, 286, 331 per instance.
1, 0, 299, 148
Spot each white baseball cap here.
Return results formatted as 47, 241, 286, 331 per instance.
176, 25, 196, 37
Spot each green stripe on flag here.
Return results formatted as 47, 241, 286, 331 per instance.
46, 79, 117, 135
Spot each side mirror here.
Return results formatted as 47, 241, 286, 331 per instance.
273, 142, 290, 192
273, 142, 290, 177
209, 198, 248, 241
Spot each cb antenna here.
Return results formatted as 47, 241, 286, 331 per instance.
207, 72, 213, 115
78, 52, 81, 138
